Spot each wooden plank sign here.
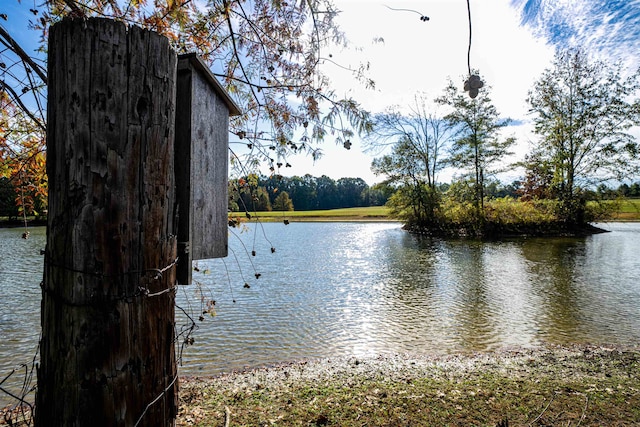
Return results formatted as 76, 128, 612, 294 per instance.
175, 53, 241, 285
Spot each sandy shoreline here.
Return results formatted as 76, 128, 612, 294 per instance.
178, 344, 640, 392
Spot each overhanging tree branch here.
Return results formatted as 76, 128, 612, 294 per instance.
0, 80, 46, 133
0, 26, 47, 84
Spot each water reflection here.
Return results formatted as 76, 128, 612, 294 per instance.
447, 241, 498, 350
520, 238, 587, 342
0, 227, 45, 365
1, 222, 640, 384
0, 227, 45, 406
178, 222, 640, 374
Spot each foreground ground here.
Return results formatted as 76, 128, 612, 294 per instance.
177, 345, 640, 427
1, 347, 637, 426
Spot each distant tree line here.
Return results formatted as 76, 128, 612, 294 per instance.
229, 174, 393, 212
0, 177, 17, 218
592, 182, 640, 199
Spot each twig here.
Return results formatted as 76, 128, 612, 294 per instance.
576, 394, 588, 426
224, 406, 231, 427
384, 5, 429, 20
0, 80, 47, 132
133, 374, 178, 427
0, 26, 48, 83
529, 392, 556, 426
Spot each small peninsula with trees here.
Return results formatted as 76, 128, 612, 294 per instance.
366, 49, 640, 238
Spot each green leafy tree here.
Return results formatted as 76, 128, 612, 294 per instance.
233, 175, 272, 212
273, 190, 294, 211
336, 177, 368, 207
445, 176, 476, 204
315, 175, 339, 209
249, 174, 376, 211
518, 150, 555, 201
436, 76, 515, 215
372, 138, 437, 225
367, 182, 395, 206
618, 183, 631, 198
288, 174, 317, 210
240, 185, 271, 212
527, 48, 640, 224
262, 174, 290, 205
0, 176, 18, 218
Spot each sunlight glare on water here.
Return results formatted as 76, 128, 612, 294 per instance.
1, 222, 640, 385
174, 221, 640, 375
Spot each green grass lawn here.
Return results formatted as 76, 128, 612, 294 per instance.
607, 198, 640, 221
230, 206, 392, 221
232, 199, 640, 223
618, 198, 640, 213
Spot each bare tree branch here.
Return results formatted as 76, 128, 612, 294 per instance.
0, 26, 47, 84
0, 80, 46, 132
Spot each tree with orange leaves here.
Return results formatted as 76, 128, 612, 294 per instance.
1, 0, 373, 219
0, 87, 47, 221
1, 12, 48, 221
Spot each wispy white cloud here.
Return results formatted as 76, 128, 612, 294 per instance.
511, 0, 640, 68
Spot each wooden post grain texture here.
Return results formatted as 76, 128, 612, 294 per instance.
37, 18, 178, 427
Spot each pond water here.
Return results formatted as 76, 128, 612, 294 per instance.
1, 222, 639, 395
177, 221, 640, 374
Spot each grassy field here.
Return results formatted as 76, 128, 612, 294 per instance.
231, 199, 640, 223
609, 198, 640, 221
229, 206, 393, 222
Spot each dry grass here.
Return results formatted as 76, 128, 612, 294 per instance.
177, 346, 640, 427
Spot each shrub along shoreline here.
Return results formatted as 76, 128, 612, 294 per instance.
404, 218, 610, 239
395, 197, 640, 238
225, 200, 639, 240
2, 199, 639, 229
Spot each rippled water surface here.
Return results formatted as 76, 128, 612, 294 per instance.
177, 221, 640, 374
1, 222, 640, 386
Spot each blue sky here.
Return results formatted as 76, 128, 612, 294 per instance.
1, 1, 48, 129
2, 0, 639, 184
1, 2, 46, 56
513, 0, 640, 68
286, 0, 640, 184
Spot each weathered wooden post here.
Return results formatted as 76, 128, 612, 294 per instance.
175, 53, 241, 285
38, 18, 178, 426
